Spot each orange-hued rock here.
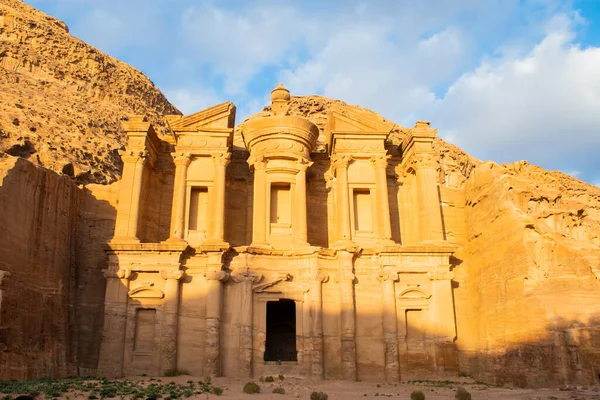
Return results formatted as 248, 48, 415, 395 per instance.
0, 0, 180, 184
0, 1, 599, 387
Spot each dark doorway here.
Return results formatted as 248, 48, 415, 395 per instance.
264, 299, 297, 361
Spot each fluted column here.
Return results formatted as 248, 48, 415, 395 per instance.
372, 155, 393, 242
159, 269, 184, 373
338, 251, 357, 380
97, 269, 131, 377
310, 272, 328, 380
379, 267, 399, 381
209, 153, 231, 244
332, 155, 352, 245
231, 271, 262, 377
204, 270, 229, 376
414, 153, 444, 242
295, 159, 311, 246
113, 151, 147, 242
251, 158, 268, 246
168, 152, 191, 241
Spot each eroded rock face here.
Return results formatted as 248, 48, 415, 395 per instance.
0, 0, 180, 184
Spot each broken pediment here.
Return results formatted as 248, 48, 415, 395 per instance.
165, 102, 236, 133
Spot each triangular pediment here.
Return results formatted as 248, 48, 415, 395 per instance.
166, 102, 236, 131
326, 105, 396, 134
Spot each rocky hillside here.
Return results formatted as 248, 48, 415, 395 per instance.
0, 0, 180, 184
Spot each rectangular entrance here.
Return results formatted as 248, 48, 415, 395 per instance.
264, 299, 297, 362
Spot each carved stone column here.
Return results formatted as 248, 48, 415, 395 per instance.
159, 269, 184, 373
338, 251, 357, 380
414, 152, 444, 241
97, 269, 131, 377
251, 158, 268, 246
168, 152, 191, 241
372, 155, 393, 242
295, 159, 312, 246
231, 271, 262, 377
113, 151, 148, 242
204, 270, 229, 376
379, 267, 399, 381
429, 267, 456, 340
0, 270, 10, 325
209, 153, 231, 244
332, 155, 352, 245
310, 272, 328, 380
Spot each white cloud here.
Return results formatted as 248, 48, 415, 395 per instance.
431, 18, 600, 181
163, 87, 222, 115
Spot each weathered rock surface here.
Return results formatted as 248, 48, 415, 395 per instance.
0, 0, 180, 184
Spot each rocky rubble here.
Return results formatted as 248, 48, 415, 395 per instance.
0, 0, 180, 184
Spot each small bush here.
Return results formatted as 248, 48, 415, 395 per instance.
455, 387, 471, 400
278, 374, 285, 381
212, 386, 224, 396
163, 368, 189, 377
411, 390, 425, 400
272, 387, 285, 394
310, 391, 328, 400
265, 376, 275, 382
243, 382, 261, 394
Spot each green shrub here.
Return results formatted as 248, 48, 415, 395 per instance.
243, 382, 261, 394
310, 391, 328, 400
278, 374, 285, 381
455, 387, 471, 400
212, 386, 224, 396
272, 387, 285, 394
265, 376, 275, 382
411, 390, 425, 400
163, 368, 189, 377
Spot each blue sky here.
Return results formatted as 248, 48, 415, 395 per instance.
28, 0, 600, 186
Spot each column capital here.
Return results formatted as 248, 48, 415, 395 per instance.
212, 152, 232, 167
413, 152, 436, 169
248, 155, 267, 170
311, 272, 329, 284
378, 268, 398, 282
231, 270, 262, 284
330, 154, 352, 169
160, 270, 185, 280
296, 157, 313, 171
205, 270, 229, 282
120, 149, 149, 165
0, 270, 10, 287
172, 151, 192, 166
370, 154, 391, 168
102, 269, 132, 279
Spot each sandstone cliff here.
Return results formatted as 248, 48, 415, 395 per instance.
0, 0, 180, 184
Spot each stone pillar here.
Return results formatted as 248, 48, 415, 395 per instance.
251, 158, 268, 247
379, 267, 399, 382
231, 271, 262, 377
429, 267, 456, 340
338, 251, 357, 380
204, 269, 229, 376
159, 269, 184, 373
0, 270, 10, 326
168, 152, 191, 241
295, 159, 311, 246
332, 155, 352, 245
372, 155, 393, 242
97, 269, 131, 377
310, 272, 328, 380
414, 153, 444, 241
113, 151, 147, 242
208, 153, 231, 244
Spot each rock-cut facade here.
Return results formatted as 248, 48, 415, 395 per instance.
98, 84, 459, 381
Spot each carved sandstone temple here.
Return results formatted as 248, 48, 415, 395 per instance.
98, 84, 458, 381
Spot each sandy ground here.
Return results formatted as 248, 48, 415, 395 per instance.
128, 375, 600, 400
